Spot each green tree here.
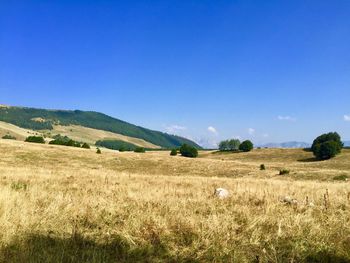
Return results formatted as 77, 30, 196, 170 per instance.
170, 149, 177, 156
311, 132, 343, 160
134, 147, 146, 153
228, 139, 240, 151
81, 143, 90, 149
180, 144, 198, 158
25, 136, 45, 144
219, 139, 240, 151
219, 140, 229, 151
239, 140, 254, 152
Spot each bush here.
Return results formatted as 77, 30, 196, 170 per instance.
81, 143, 90, 149
311, 132, 343, 160
96, 148, 101, 154
170, 149, 177, 156
279, 169, 290, 175
333, 174, 348, 181
239, 140, 254, 152
134, 147, 145, 153
260, 164, 266, 170
11, 181, 28, 191
25, 136, 45, 144
180, 144, 198, 158
2, 134, 16, 140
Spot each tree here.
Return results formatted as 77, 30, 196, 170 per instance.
96, 148, 102, 154
239, 140, 254, 152
81, 143, 90, 149
311, 132, 343, 160
180, 144, 198, 158
219, 140, 229, 151
228, 139, 240, 151
134, 147, 146, 153
219, 139, 240, 151
25, 136, 45, 144
170, 149, 177, 156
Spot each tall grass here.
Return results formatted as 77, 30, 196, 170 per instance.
0, 140, 350, 262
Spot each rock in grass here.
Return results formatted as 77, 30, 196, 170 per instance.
279, 196, 298, 205
214, 188, 230, 199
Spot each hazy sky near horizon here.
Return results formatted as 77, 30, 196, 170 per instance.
1, 0, 349, 147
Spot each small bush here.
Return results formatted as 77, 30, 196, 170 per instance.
11, 181, 28, 191
239, 140, 254, 152
333, 174, 349, 181
170, 149, 177, 156
25, 136, 45, 144
96, 148, 102, 154
180, 144, 198, 158
260, 164, 266, 170
134, 147, 146, 153
81, 143, 90, 149
279, 169, 290, 175
2, 134, 16, 140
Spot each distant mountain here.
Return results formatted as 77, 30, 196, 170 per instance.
0, 105, 201, 149
258, 141, 311, 148
343, 141, 350, 147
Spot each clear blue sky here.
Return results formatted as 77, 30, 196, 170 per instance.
1, 0, 349, 147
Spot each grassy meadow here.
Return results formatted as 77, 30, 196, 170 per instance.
0, 139, 350, 262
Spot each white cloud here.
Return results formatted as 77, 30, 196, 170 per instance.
232, 135, 241, 140
262, 133, 269, 138
195, 137, 218, 149
207, 126, 218, 134
344, 115, 350, 122
164, 124, 187, 134
248, 128, 255, 135
277, 115, 296, 121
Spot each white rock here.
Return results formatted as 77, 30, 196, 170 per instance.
214, 188, 230, 199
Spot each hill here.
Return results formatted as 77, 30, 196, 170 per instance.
0, 105, 201, 149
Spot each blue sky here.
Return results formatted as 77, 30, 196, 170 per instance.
1, 0, 349, 147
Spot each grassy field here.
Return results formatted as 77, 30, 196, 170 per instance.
0, 139, 350, 262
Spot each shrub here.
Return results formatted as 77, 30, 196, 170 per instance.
96, 148, 102, 154
333, 174, 348, 181
279, 169, 290, 175
25, 136, 45, 144
134, 147, 146, 153
239, 140, 254, 152
260, 164, 266, 170
311, 132, 343, 160
81, 143, 90, 149
180, 144, 198, 158
170, 149, 177, 156
2, 134, 16, 140
11, 181, 28, 191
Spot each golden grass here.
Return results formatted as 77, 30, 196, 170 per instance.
0, 121, 39, 140
0, 139, 350, 262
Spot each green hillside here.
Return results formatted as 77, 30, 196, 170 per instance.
0, 106, 201, 149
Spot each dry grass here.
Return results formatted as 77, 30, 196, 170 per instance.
0, 139, 350, 262
0, 121, 40, 140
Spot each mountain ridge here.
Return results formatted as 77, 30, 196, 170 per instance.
0, 105, 201, 149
